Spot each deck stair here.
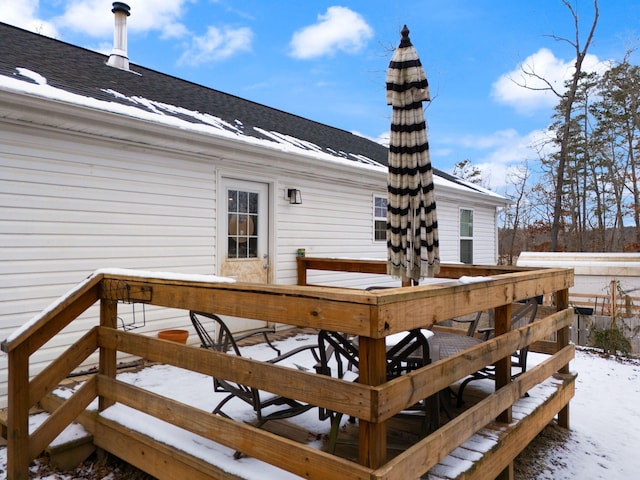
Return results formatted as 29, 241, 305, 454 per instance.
1, 405, 95, 471
0, 361, 154, 471
330, 372, 576, 480
423, 373, 576, 480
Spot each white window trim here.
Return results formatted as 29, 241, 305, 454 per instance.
459, 207, 474, 264
373, 194, 387, 243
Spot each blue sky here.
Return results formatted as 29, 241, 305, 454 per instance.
2, 1, 638, 191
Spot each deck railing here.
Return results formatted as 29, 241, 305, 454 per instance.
2, 260, 574, 480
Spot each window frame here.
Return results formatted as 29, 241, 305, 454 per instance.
373, 194, 387, 242
459, 208, 474, 264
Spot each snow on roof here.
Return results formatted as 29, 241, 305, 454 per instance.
0, 68, 387, 175
433, 170, 507, 200
0, 23, 506, 203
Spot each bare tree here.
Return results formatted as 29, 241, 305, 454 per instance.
501, 162, 531, 264
516, 0, 599, 251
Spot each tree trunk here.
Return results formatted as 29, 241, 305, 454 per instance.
550, 1, 599, 251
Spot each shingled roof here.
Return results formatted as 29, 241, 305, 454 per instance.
0, 21, 492, 193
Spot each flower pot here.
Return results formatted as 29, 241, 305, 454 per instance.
158, 329, 189, 344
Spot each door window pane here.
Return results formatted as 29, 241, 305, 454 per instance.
228, 189, 259, 258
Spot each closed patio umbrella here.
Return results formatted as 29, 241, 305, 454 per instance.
386, 25, 439, 285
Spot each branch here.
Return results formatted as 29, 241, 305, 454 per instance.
514, 63, 563, 97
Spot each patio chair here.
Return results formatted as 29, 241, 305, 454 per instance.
429, 298, 539, 407
315, 328, 436, 453
189, 311, 320, 458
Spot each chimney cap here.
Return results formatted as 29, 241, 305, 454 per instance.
112, 2, 131, 16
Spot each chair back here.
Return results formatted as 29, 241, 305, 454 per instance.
316, 328, 432, 428
464, 310, 484, 337
190, 310, 242, 355
189, 311, 252, 397
385, 329, 431, 376
511, 298, 539, 369
316, 330, 359, 381
512, 298, 539, 329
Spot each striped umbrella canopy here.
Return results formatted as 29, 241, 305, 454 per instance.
386, 25, 439, 284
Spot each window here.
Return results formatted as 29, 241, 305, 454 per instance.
227, 189, 259, 258
374, 195, 387, 241
460, 209, 473, 264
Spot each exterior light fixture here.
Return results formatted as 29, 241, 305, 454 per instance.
287, 188, 302, 205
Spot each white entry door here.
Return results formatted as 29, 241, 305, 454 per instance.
219, 179, 270, 330
220, 178, 270, 284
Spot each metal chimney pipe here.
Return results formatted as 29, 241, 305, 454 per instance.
107, 2, 131, 70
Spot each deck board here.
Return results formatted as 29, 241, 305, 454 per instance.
24, 341, 574, 480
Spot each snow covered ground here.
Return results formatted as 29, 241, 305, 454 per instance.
1, 340, 639, 479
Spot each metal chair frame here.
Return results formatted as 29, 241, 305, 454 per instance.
315, 328, 435, 453
454, 298, 539, 404
189, 311, 320, 458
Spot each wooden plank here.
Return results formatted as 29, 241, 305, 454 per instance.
101, 277, 375, 335
93, 417, 245, 480
457, 374, 576, 480
357, 335, 387, 468
28, 327, 98, 407
100, 310, 573, 429
1, 273, 102, 355
296, 257, 537, 280
99, 299, 118, 411
38, 391, 99, 436
6, 344, 31, 480
529, 340, 558, 355
555, 288, 570, 428
297, 256, 388, 277
374, 270, 573, 336
99, 268, 573, 339
29, 375, 98, 459
371, 346, 575, 480
97, 327, 375, 422
96, 375, 373, 480
377, 310, 574, 421
494, 304, 512, 424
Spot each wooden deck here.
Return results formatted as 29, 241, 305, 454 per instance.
331, 373, 575, 480
16, 357, 575, 480
1, 259, 575, 480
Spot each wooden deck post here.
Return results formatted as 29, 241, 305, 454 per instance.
296, 256, 308, 286
357, 335, 387, 468
556, 288, 570, 428
6, 344, 30, 480
99, 298, 118, 411
494, 303, 513, 424
494, 303, 513, 480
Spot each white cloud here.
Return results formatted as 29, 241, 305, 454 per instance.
0, 0, 58, 37
289, 6, 373, 59
178, 26, 253, 66
52, 0, 193, 39
442, 128, 557, 190
492, 48, 608, 114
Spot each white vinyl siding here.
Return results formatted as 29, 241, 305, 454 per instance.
276, 180, 390, 288
0, 126, 217, 408
0, 113, 504, 409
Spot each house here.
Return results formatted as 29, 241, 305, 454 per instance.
0, 13, 508, 409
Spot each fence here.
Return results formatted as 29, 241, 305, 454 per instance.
2, 261, 574, 480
